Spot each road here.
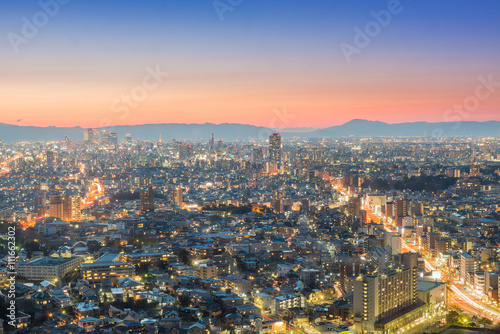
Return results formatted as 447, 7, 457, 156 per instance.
0, 152, 22, 176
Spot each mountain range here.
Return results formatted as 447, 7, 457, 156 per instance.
0, 120, 499, 142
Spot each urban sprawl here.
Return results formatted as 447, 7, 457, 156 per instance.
0, 130, 500, 334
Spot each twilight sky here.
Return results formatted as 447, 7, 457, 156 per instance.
0, 0, 499, 128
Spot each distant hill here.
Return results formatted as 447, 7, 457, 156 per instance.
0, 120, 499, 142
0, 123, 83, 142
309, 119, 500, 138
0, 122, 275, 142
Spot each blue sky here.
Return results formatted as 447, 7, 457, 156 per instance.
0, 0, 499, 127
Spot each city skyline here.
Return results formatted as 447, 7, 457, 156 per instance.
1, 1, 500, 332
1, 0, 500, 128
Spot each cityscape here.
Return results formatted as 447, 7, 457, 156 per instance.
0, 132, 499, 333
1, 1, 500, 334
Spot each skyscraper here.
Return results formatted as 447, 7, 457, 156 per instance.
84, 128, 99, 144
269, 133, 281, 166
140, 187, 155, 213
209, 132, 214, 151
252, 147, 263, 163
100, 129, 109, 144
108, 132, 118, 146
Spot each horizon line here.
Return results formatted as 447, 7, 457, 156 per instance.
1, 119, 500, 131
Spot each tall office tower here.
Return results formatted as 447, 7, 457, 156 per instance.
49, 194, 65, 219
252, 147, 263, 163
63, 195, 82, 222
140, 187, 155, 213
125, 133, 132, 144
108, 132, 118, 146
269, 133, 282, 165
353, 264, 418, 333
100, 129, 109, 144
84, 128, 100, 144
170, 187, 183, 207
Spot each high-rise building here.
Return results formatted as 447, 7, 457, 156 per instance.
425, 232, 441, 257
125, 133, 132, 144
178, 143, 193, 159
84, 128, 99, 144
49, 195, 65, 219
140, 187, 155, 213
384, 232, 402, 256
348, 196, 362, 216
411, 202, 424, 217
100, 129, 109, 144
269, 133, 281, 166
209, 132, 214, 151
34, 192, 45, 208
170, 187, 183, 208
64, 195, 81, 222
353, 263, 419, 333
108, 132, 118, 146
460, 253, 479, 284
385, 201, 394, 218
395, 199, 409, 227
252, 147, 263, 163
